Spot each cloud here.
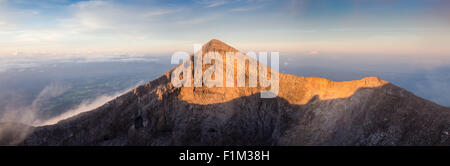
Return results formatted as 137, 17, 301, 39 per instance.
63, 1, 179, 33
175, 14, 220, 25
286, 0, 307, 16
308, 50, 319, 55
10, 29, 67, 43
0, 122, 34, 145
31, 83, 70, 111
37, 81, 143, 126
37, 90, 125, 126
0, 53, 161, 73
0, 0, 42, 30
230, 5, 263, 12
0, 2, 69, 44
0, 83, 70, 125
0, 0, 185, 54
0, 3, 17, 30
414, 71, 450, 107
0, 81, 142, 144
199, 0, 227, 8
1, 0, 449, 57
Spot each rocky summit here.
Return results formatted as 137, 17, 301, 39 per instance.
14, 39, 450, 146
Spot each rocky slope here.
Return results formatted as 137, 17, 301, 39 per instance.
18, 39, 450, 146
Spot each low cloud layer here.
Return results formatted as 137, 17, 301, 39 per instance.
0, 81, 141, 145
0, 54, 160, 73
37, 89, 129, 126
0, 83, 70, 125
0, 83, 69, 145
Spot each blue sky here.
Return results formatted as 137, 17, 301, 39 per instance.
0, 0, 449, 65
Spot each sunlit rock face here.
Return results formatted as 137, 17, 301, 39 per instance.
17, 40, 450, 146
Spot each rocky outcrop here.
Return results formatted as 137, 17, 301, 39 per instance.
20, 39, 450, 146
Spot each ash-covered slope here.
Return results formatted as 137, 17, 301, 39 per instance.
21, 40, 450, 146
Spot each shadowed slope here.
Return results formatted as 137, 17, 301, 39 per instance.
21, 75, 450, 145
18, 39, 450, 146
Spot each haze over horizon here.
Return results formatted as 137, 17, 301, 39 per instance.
0, 0, 449, 67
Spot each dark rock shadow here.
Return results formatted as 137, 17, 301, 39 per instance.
17, 81, 450, 146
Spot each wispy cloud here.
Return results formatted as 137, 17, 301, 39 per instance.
198, 0, 227, 8
0, 53, 161, 72
38, 88, 130, 126
175, 14, 220, 25
230, 5, 263, 12
0, 83, 70, 125
63, 1, 180, 32
0, 81, 141, 144
0, 0, 188, 55
0, 0, 450, 57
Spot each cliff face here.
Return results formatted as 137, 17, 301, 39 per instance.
20, 40, 450, 146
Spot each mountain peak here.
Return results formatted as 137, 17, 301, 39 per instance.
202, 39, 238, 53
206, 39, 224, 44
16, 39, 450, 146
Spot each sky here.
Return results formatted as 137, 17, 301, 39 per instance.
0, 0, 449, 65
